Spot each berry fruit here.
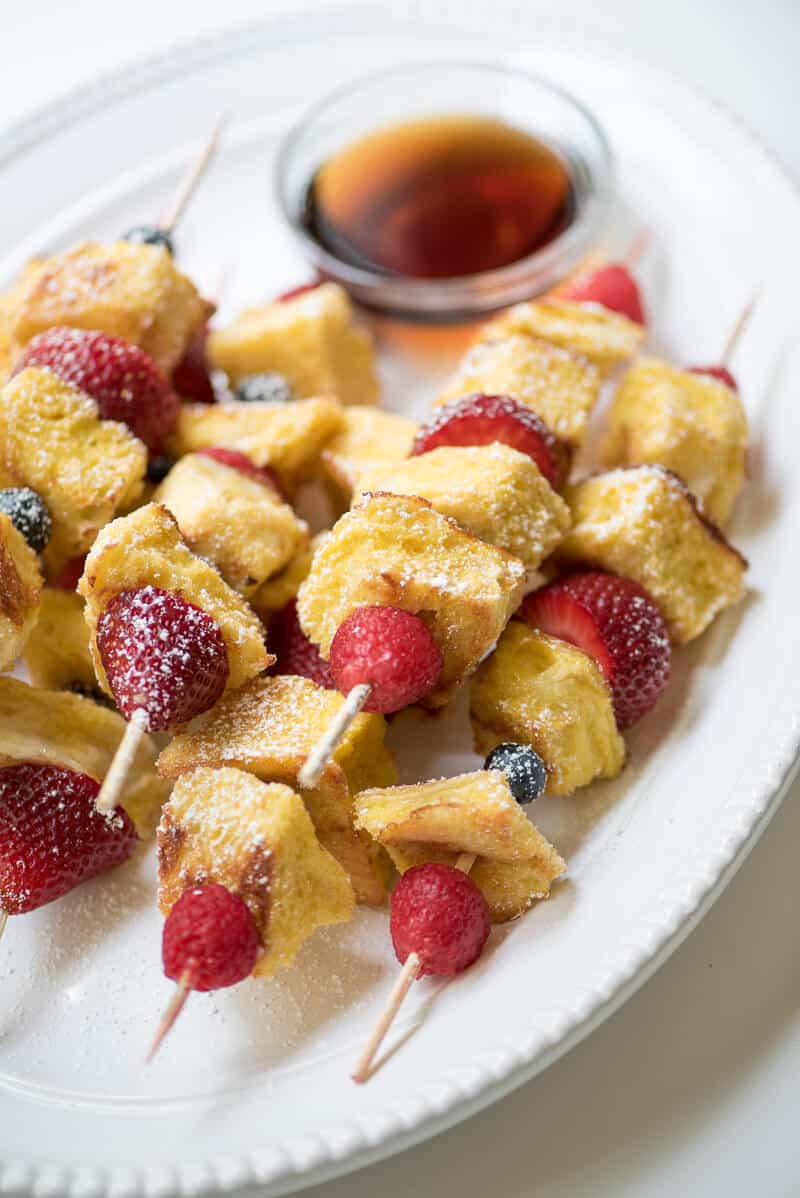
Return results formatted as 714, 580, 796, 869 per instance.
268, 600, 334, 689
521, 571, 671, 730
0, 763, 137, 915
172, 327, 216, 404
51, 554, 87, 591
689, 364, 739, 392
390, 863, 490, 977
484, 742, 547, 804
0, 487, 52, 553
96, 586, 229, 731
234, 373, 295, 405
562, 263, 646, 325
15, 327, 180, 453
162, 883, 261, 991
124, 225, 175, 255
146, 455, 176, 485
411, 393, 567, 488
197, 447, 284, 498
329, 606, 442, 713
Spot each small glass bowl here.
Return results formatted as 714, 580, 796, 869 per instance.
274, 61, 614, 323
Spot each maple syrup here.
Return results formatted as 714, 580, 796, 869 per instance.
301, 115, 575, 280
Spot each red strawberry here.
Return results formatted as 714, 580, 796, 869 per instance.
0, 763, 137, 915
520, 571, 671, 730
162, 884, 260, 991
96, 586, 229, 731
688, 364, 739, 392
197, 447, 285, 500
562, 263, 646, 325
172, 326, 216, 404
14, 327, 179, 453
411, 393, 568, 488
329, 605, 442, 713
268, 600, 334, 689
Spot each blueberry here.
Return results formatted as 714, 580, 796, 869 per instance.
235, 373, 295, 405
146, 454, 176, 484
484, 742, 547, 805
124, 225, 175, 256
0, 487, 52, 553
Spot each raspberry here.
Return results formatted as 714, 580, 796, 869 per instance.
0, 487, 51, 553
235, 373, 295, 405
198, 447, 284, 499
562, 263, 646, 325
411, 394, 567, 488
162, 883, 261, 991
329, 606, 442, 713
172, 326, 216, 404
51, 554, 87, 591
268, 600, 334, 689
390, 864, 490, 977
689, 364, 739, 392
484, 742, 547, 804
96, 586, 229, 731
124, 225, 175, 256
0, 763, 137, 915
521, 570, 671, 730
14, 327, 180, 453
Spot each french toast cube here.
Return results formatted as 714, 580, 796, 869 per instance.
153, 452, 309, 597
208, 282, 379, 405
79, 503, 270, 699
356, 444, 571, 569
555, 466, 747, 643
9, 241, 212, 376
354, 770, 565, 923
157, 674, 396, 906
321, 406, 417, 511
436, 334, 600, 446
296, 492, 527, 708
479, 298, 644, 377
249, 536, 320, 618
0, 368, 146, 574
0, 676, 169, 836
470, 621, 625, 796
21, 588, 95, 692
158, 767, 355, 979
0, 512, 42, 671
169, 397, 343, 491
600, 357, 749, 526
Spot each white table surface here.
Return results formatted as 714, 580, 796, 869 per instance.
1, 2, 798, 1195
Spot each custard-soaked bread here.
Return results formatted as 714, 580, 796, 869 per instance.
555, 466, 746, 643
79, 503, 270, 696
0, 512, 42, 671
158, 674, 396, 905
436, 334, 600, 446
321, 406, 417, 510
158, 768, 355, 978
355, 770, 565, 922
208, 282, 379, 405
470, 622, 625, 796
600, 358, 749, 526
297, 493, 527, 708
21, 588, 95, 692
153, 452, 308, 597
169, 397, 343, 491
0, 676, 168, 836
357, 444, 571, 569
479, 298, 644, 377
249, 536, 320, 618
0, 368, 146, 573
9, 241, 212, 375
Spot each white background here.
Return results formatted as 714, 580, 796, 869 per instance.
1, 2, 799, 1195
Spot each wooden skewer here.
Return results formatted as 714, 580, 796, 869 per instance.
298, 683, 372, 790
720, 291, 759, 365
623, 228, 650, 269
0, 911, 7, 944
146, 969, 193, 1063
95, 708, 148, 814
159, 115, 227, 235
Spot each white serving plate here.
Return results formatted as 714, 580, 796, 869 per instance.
2, 11, 800, 1197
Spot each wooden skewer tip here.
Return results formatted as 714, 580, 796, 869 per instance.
351, 952, 421, 1084
160, 113, 228, 235
146, 971, 193, 1064
720, 290, 760, 365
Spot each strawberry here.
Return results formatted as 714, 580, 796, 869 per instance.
268, 599, 334, 689
0, 763, 137, 915
14, 327, 180, 453
520, 571, 671, 729
562, 263, 646, 325
172, 326, 216, 404
197, 447, 285, 500
688, 364, 739, 392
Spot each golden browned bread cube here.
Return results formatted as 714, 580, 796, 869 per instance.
600, 357, 749, 526
0, 367, 146, 573
555, 466, 747, 643
356, 444, 570, 569
153, 452, 309, 597
79, 503, 270, 698
355, 770, 565, 922
169, 397, 343, 491
9, 241, 212, 376
297, 492, 527, 708
436, 334, 600, 446
21, 588, 95, 692
0, 676, 168, 836
249, 536, 320, 618
158, 674, 396, 905
479, 298, 644, 377
0, 512, 42, 671
321, 406, 417, 510
158, 767, 354, 978
470, 621, 625, 796
208, 282, 379, 405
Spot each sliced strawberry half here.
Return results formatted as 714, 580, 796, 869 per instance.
688, 364, 739, 392
197, 447, 285, 500
520, 570, 671, 730
562, 263, 646, 326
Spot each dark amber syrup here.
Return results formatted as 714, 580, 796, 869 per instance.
302, 114, 575, 280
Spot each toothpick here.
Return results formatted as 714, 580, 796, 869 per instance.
95, 708, 148, 814
720, 291, 759, 365
160, 116, 226, 235
0, 912, 7, 943
623, 228, 651, 269
298, 683, 372, 790
454, 853, 476, 873
146, 970, 193, 1063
